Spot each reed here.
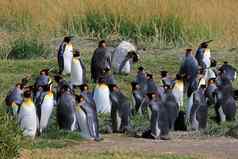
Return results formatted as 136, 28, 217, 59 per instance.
0, 0, 237, 47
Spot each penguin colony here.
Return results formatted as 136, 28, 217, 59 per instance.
5, 38, 238, 141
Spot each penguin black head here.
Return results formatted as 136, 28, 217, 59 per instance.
138, 66, 144, 72
131, 81, 140, 90
200, 42, 208, 48
176, 74, 183, 81
185, 48, 193, 56
79, 84, 89, 92
23, 90, 32, 98
54, 75, 63, 83
200, 84, 207, 90
146, 73, 153, 80
75, 94, 85, 103
160, 71, 168, 78
40, 69, 49, 76
73, 49, 80, 57
98, 77, 106, 84
108, 84, 118, 92
210, 58, 217, 67
63, 36, 73, 43
98, 40, 106, 48
146, 92, 156, 100
128, 51, 139, 63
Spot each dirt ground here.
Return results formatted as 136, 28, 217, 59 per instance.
21, 134, 238, 159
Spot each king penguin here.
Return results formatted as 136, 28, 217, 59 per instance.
108, 84, 131, 133
75, 95, 102, 141
57, 84, 77, 131
57, 36, 74, 75
18, 90, 37, 138
5, 83, 24, 116
71, 50, 86, 86
93, 77, 111, 113
36, 83, 54, 134
190, 84, 208, 130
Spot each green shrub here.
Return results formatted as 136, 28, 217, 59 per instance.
8, 35, 51, 59
0, 107, 22, 159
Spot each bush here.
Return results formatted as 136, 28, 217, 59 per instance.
8, 34, 51, 59
0, 107, 22, 159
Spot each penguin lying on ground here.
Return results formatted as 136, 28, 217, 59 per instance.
57, 84, 77, 131
75, 95, 102, 141
35, 83, 54, 134
18, 89, 37, 139
71, 50, 86, 86
108, 84, 131, 133
190, 84, 208, 130
112, 41, 139, 74
93, 77, 111, 113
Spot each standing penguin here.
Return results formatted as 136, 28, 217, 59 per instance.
18, 90, 37, 138
34, 69, 51, 102
135, 66, 147, 93
91, 40, 112, 82
172, 74, 184, 108
162, 83, 179, 130
71, 50, 86, 86
75, 95, 102, 141
57, 36, 74, 75
108, 84, 131, 133
112, 41, 139, 74
131, 81, 147, 114
214, 74, 236, 122
195, 41, 212, 69
5, 83, 24, 116
143, 92, 170, 140
57, 85, 77, 130
219, 61, 237, 81
93, 77, 111, 113
186, 69, 206, 122
35, 83, 54, 134
179, 49, 199, 98
205, 78, 217, 106
190, 85, 208, 130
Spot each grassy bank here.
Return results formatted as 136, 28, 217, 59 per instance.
1, 0, 238, 49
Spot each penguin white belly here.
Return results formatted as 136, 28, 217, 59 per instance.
121, 61, 131, 74
39, 95, 54, 133
235, 72, 237, 80
206, 68, 216, 81
77, 110, 92, 139
172, 81, 184, 108
93, 85, 111, 113
18, 106, 37, 138
203, 49, 211, 68
63, 45, 73, 74
71, 60, 83, 86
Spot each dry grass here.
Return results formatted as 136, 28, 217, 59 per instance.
0, 0, 238, 47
